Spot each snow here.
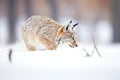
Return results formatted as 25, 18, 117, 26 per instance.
0, 43, 120, 80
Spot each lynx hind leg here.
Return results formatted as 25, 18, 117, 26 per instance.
21, 27, 36, 51
22, 36, 36, 51
39, 38, 57, 50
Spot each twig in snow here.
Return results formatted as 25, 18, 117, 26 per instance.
8, 49, 12, 63
90, 35, 102, 57
82, 48, 90, 57
81, 30, 102, 57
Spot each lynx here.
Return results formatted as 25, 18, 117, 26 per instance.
21, 15, 78, 51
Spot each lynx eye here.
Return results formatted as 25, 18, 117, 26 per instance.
56, 38, 61, 45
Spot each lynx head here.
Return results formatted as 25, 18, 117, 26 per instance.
56, 20, 78, 48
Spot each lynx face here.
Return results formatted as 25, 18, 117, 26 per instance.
62, 31, 78, 48
56, 21, 78, 48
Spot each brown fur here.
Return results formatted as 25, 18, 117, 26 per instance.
21, 15, 78, 51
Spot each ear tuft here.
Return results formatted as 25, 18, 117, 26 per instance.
69, 20, 72, 23
72, 23, 79, 31
73, 23, 79, 27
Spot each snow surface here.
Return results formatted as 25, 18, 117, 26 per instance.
0, 43, 120, 80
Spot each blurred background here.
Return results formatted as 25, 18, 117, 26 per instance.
0, 0, 120, 45
0, 1, 120, 80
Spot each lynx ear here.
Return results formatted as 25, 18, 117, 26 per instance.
65, 20, 72, 32
73, 23, 79, 27
72, 23, 79, 31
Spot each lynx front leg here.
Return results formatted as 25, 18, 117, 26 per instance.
25, 43, 36, 51
39, 38, 57, 50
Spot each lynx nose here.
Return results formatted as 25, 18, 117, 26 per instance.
76, 44, 78, 47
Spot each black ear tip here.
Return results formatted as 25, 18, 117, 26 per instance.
69, 20, 72, 23
73, 23, 79, 26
